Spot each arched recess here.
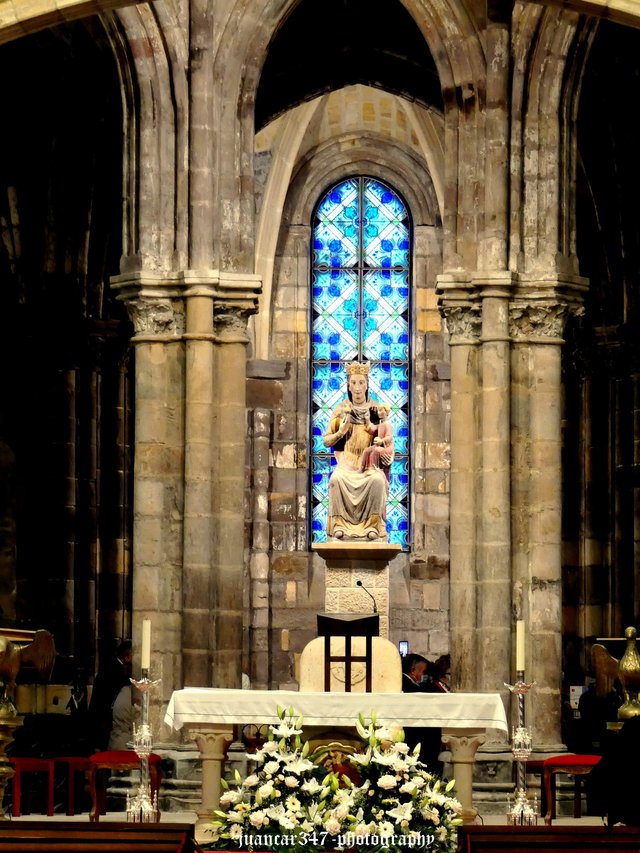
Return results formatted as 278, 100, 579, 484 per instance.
261, 132, 440, 360
207, 0, 486, 279
252, 88, 444, 360
0, 19, 131, 667
269, 131, 443, 548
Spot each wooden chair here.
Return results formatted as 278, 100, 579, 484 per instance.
87, 750, 162, 822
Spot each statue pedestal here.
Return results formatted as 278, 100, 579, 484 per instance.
312, 542, 402, 638
313, 542, 402, 562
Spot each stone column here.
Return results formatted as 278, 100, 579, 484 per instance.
182, 281, 216, 687
187, 724, 234, 822
438, 290, 481, 692
476, 274, 514, 701
510, 299, 571, 746
210, 275, 260, 688
112, 274, 186, 722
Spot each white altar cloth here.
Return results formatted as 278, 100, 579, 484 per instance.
164, 687, 508, 732
164, 688, 507, 826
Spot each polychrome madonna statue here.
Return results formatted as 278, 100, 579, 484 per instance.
323, 362, 394, 541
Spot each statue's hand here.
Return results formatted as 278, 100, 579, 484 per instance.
338, 415, 350, 436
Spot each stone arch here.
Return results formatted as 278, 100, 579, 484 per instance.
209, 0, 487, 277
252, 86, 443, 359
106, 1, 189, 271
288, 138, 439, 229
511, 4, 594, 274
531, 0, 640, 29
0, 0, 138, 47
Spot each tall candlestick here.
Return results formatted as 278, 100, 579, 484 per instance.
516, 620, 525, 672
141, 619, 151, 670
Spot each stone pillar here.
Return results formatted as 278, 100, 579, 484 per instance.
188, 724, 234, 821
510, 299, 571, 746
112, 274, 186, 722
438, 290, 481, 692
210, 275, 260, 688
182, 282, 216, 687
477, 274, 514, 700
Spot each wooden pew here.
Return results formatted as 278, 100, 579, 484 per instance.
0, 820, 199, 851
458, 824, 640, 852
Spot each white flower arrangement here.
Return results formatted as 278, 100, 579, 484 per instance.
206, 707, 462, 853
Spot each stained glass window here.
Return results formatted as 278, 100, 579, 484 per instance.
310, 177, 410, 548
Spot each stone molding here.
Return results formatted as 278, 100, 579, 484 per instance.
438, 271, 587, 345
110, 269, 261, 342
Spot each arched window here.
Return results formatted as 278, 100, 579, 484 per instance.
310, 177, 410, 548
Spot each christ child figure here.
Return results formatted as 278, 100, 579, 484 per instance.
360, 403, 394, 478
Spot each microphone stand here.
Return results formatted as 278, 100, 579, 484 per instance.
356, 579, 378, 613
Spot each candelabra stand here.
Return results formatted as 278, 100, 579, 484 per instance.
505, 674, 538, 826
127, 669, 161, 823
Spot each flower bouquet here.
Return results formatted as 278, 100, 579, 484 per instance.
205, 707, 462, 853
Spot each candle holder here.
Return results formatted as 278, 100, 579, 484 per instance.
127, 669, 161, 823
505, 675, 538, 826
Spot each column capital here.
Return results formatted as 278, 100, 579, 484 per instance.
111, 272, 185, 341
124, 297, 186, 340
509, 299, 584, 343
213, 304, 254, 344
440, 303, 482, 346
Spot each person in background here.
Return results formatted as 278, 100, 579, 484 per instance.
401, 652, 444, 776
108, 684, 139, 750
431, 654, 451, 693
89, 639, 132, 751
401, 653, 429, 692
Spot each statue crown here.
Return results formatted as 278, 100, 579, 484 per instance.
346, 361, 371, 378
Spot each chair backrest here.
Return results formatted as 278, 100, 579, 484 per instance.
299, 636, 402, 692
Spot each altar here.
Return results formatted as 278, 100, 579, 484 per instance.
165, 687, 508, 825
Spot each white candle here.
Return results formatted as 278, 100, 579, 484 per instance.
141, 619, 151, 670
516, 620, 525, 672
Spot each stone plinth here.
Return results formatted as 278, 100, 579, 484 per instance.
312, 542, 402, 637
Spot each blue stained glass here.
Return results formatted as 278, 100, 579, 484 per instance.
311, 177, 411, 549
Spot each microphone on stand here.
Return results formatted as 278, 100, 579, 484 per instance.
356, 579, 378, 613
